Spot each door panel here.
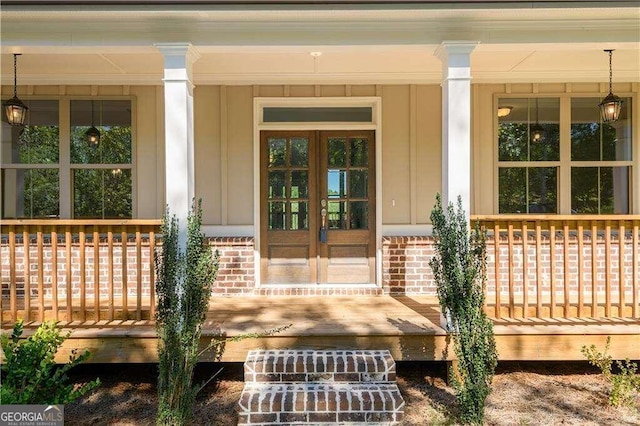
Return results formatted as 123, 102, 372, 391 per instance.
261, 131, 317, 284
261, 130, 375, 285
319, 131, 375, 284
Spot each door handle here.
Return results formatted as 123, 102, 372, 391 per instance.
319, 203, 327, 243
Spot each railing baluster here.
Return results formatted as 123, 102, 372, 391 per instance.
136, 226, 142, 321
122, 229, 128, 319
37, 225, 45, 322
605, 220, 611, 318
51, 227, 59, 322
94, 228, 100, 321
577, 222, 584, 318
9, 226, 17, 322
79, 226, 86, 322
108, 226, 114, 321
535, 221, 542, 318
633, 222, 639, 318
23, 228, 31, 322
549, 222, 556, 318
149, 230, 156, 319
563, 221, 570, 318
619, 221, 625, 318
494, 223, 501, 319
508, 222, 515, 318
522, 221, 528, 319
66, 226, 72, 322
591, 221, 598, 318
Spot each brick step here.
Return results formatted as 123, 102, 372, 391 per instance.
244, 349, 396, 383
237, 382, 405, 425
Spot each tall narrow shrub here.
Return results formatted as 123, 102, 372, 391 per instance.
155, 199, 218, 425
430, 194, 498, 425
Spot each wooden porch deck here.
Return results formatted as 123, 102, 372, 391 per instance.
3, 295, 637, 363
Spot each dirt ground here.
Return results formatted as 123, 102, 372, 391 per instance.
66, 361, 639, 425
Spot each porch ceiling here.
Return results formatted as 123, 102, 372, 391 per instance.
1, 5, 639, 85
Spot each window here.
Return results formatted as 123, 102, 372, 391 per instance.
70, 100, 132, 218
498, 98, 560, 213
497, 95, 633, 214
570, 98, 631, 214
1, 99, 133, 219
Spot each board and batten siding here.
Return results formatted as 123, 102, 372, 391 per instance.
193, 84, 443, 228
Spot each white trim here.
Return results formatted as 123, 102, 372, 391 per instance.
382, 224, 433, 237
202, 225, 254, 238
253, 96, 383, 288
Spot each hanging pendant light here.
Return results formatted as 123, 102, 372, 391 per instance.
3, 54, 29, 126
530, 98, 545, 142
599, 49, 622, 123
85, 100, 101, 147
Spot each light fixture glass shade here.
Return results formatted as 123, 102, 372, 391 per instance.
530, 123, 545, 142
497, 106, 512, 118
599, 92, 622, 123
85, 126, 101, 146
4, 96, 28, 126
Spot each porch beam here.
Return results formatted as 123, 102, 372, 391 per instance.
156, 43, 200, 247
435, 41, 478, 215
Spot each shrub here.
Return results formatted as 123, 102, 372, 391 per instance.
0, 320, 100, 404
155, 199, 219, 426
581, 336, 640, 408
430, 194, 498, 425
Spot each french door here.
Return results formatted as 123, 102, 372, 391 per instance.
260, 130, 376, 285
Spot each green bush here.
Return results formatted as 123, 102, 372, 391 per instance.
155, 199, 219, 426
581, 336, 640, 408
430, 194, 498, 425
0, 320, 100, 404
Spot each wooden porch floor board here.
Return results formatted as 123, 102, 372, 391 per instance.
1, 295, 638, 363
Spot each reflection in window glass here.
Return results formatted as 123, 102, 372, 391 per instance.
268, 138, 286, 167
290, 171, 308, 199
349, 170, 368, 198
349, 201, 368, 229
571, 167, 629, 214
73, 169, 132, 218
268, 201, 286, 230
350, 138, 368, 166
1, 169, 59, 218
571, 97, 632, 161
499, 167, 557, 214
290, 201, 308, 230
70, 100, 132, 164
290, 138, 308, 166
327, 169, 347, 198
498, 98, 559, 162
1, 100, 60, 218
328, 201, 347, 229
328, 138, 346, 167
268, 171, 286, 198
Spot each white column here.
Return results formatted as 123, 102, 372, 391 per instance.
156, 43, 200, 247
434, 41, 478, 216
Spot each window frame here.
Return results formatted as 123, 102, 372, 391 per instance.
0, 96, 137, 219
494, 92, 635, 215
